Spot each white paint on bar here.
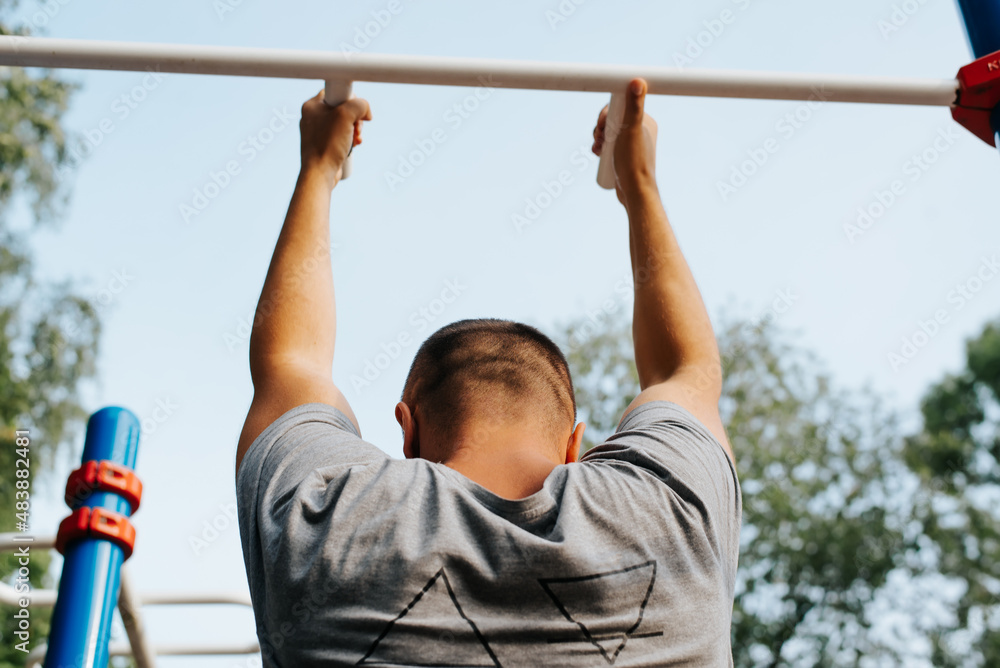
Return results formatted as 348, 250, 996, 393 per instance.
0, 36, 959, 107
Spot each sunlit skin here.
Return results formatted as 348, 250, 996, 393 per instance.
237, 77, 731, 501
395, 401, 586, 500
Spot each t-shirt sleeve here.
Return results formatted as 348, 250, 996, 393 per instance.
236, 402, 388, 526
581, 401, 741, 565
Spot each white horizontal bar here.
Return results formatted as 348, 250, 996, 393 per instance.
0, 36, 959, 107
26, 640, 261, 667
0, 580, 254, 609
139, 589, 253, 606
0, 581, 56, 606
0, 532, 55, 550
0, 534, 56, 606
4, 532, 259, 665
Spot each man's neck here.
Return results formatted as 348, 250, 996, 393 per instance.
444, 448, 561, 500
437, 425, 563, 500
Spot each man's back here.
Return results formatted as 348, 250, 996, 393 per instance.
237, 400, 741, 667
236, 77, 742, 665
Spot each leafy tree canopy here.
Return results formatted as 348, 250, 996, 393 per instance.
560, 311, 999, 666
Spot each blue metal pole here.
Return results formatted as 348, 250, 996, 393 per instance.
44, 407, 141, 668
956, 0, 1000, 147
957, 0, 1000, 58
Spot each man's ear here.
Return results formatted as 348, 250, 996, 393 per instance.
565, 422, 585, 464
396, 401, 419, 459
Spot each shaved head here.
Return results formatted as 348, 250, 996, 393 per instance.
401, 319, 576, 449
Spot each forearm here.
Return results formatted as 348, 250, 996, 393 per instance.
625, 182, 720, 392
249, 167, 336, 382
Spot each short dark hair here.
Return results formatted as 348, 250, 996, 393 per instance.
401, 319, 576, 445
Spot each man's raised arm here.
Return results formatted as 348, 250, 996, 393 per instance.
595, 79, 733, 461
235, 91, 371, 474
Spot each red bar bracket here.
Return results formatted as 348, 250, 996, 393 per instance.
952, 49, 1000, 146
55, 506, 136, 560
65, 459, 143, 512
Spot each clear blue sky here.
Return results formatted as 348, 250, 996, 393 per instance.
11, 0, 998, 664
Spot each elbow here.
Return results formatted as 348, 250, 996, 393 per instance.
682, 356, 723, 397
641, 357, 724, 399
247, 338, 291, 389
247, 336, 270, 386
248, 345, 326, 390
247, 353, 294, 390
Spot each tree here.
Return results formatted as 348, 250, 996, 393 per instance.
0, 2, 101, 664
559, 312, 925, 665
904, 320, 1000, 665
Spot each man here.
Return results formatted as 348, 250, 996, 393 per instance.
236, 78, 741, 667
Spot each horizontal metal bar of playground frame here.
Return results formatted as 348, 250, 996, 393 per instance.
0, 533, 260, 664
0, 36, 960, 107
25, 640, 263, 668
0, 533, 254, 608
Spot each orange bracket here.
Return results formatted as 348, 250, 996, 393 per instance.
55, 506, 136, 560
65, 459, 143, 512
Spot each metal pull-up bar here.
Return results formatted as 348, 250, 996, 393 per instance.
0, 36, 964, 189
0, 37, 960, 104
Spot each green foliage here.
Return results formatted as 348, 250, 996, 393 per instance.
0, 3, 100, 665
904, 320, 1000, 666
719, 319, 909, 666
0, 63, 75, 222
560, 316, 639, 452
557, 312, 955, 666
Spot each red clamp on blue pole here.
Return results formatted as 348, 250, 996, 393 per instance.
64, 459, 143, 513
952, 49, 1000, 146
954, 0, 1000, 152
55, 506, 137, 560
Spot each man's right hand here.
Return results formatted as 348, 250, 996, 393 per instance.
300, 90, 373, 189
592, 78, 658, 205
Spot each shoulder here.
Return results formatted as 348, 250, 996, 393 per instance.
618, 375, 734, 463
236, 402, 387, 505
583, 400, 740, 515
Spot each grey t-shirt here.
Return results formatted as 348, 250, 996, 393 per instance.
237, 401, 741, 667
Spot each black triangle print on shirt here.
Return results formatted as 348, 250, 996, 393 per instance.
539, 560, 661, 665
357, 568, 502, 667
